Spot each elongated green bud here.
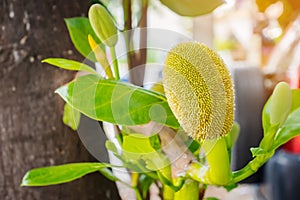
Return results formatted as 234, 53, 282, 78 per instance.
88, 4, 118, 47
270, 82, 292, 126
163, 42, 234, 140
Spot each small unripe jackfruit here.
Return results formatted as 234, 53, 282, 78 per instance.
163, 42, 234, 140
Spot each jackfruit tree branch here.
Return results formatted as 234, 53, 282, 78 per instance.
122, 0, 148, 86
231, 151, 274, 183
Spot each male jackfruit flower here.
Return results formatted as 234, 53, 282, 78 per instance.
163, 42, 234, 140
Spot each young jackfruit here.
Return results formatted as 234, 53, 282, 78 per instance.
163, 42, 234, 140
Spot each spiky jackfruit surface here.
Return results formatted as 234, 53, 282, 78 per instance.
163, 42, 234, 140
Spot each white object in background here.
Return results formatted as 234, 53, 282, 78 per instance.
265, 15, 300, 74
193, 14, 214, 49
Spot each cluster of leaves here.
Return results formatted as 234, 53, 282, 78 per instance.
231, 87, 300, 183
21, 1, 300, 200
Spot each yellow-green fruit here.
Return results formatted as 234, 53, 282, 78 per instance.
270, 82, 292, 126
163, 42, 234, 140
88, 4, 118, 47
160, 0, 224, 16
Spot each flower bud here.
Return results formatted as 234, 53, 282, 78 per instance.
270, 82, 292, 126
88, 4, 118, 47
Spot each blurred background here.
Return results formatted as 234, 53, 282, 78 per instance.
1, 0, 300, 199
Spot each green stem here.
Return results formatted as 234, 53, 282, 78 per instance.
163, 184, 175, 200
202, 137, 232, 185
123, 0, 132, 31
133, 187, 143, 200
231, 151, 274, 183
110, 47, 120, 80
174, 179, 200, 200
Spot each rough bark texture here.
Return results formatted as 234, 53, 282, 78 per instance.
0, 1, 120, 199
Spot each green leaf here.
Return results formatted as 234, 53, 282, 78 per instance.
63, 103, 81, 131
272, 107, 300, 149
262, 97, 272, 134
122, 134, 158, 161
149, 134, 161, 151
122, 134, 171, 179
21, 163, 111, 186
250, 147, 268, 157
65, 17, 103, 62
98, 168, 119, 182
185, 139, 201, 155
122, 134, 174, 186
105, 140, 119, 155
160, 0, 224, 16
106, 140, 160, 176
42, 58, 97, 74
228, 122, 240, 148
291, 90, 300, 113
55, 74, 179, 128
157, 171, 184, 191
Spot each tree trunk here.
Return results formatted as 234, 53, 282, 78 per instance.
0, 1, 120, 199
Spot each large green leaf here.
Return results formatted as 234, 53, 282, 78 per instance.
21, 163, 111, 186
160, 0, 224, 16
65, 17, 102, 62
42, 58, 97, 74
55, 74, 179, 128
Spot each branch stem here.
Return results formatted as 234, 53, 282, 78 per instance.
110, 47, 120, 80
202, 137, 232, 185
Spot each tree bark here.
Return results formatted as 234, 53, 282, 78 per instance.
0, 1, 120, 199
